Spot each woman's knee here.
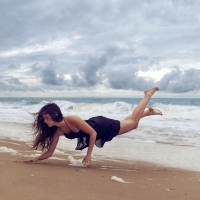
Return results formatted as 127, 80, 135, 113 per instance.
127, 120, 138, 129
132, 122, 138, 129
118, 120, 138, 135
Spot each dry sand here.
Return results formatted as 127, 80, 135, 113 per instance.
1, 139, 200, 200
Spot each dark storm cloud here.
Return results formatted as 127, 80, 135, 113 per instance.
158, 67, 200, 93
70, 74, 87, 87
0, 76, 22, 86
107, 64, 154, 90
41, 61, 67, 86
8, 63, 21, 69
31, 63, 40, 73
107, 65, 200, 93
28, 60, 69, 87
81, 53, 106, 85
8, 77, 22, 85
69, 53, 108, 87
0, 77, 41, 92
70, 45, 124, 86
0, 63, 21, 74
158, 66, 181, 91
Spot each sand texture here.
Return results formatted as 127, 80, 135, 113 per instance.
1, 139, 200, 200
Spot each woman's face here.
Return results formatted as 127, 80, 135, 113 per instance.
43, 114, 55, 127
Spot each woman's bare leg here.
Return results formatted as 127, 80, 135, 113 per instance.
124, 107, 162, 120
118, 87, 160, 135
142, 107, 162, 117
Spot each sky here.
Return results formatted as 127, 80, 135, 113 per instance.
0, 0, 200, 97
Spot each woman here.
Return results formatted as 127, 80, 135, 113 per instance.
23, 87, 162, 166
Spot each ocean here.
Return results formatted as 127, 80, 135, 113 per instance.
0, 97, 199, 147
1, 96, 200, 171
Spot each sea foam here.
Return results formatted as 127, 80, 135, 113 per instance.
68, 155, 84, 167
0, 146, 18, 154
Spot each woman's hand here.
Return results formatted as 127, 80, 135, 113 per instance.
23, 157, 39, 163
82, 154, 91, 167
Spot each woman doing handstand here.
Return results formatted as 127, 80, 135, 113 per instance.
23, 87, 162, 166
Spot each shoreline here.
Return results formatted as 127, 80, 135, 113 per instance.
1, 137, 200, 172
1, 139, 198, 174
1, 121, 200, 172
1, 138, 200, 200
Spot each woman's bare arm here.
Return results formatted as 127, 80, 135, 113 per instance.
68, 116, 97, 165
23, 130, 60, 163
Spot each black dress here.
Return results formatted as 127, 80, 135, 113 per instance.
63, 116, 120, 150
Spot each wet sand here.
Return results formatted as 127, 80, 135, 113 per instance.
0, 139, 200, 200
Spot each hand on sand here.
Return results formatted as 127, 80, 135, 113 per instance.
82, 154, 92, 167
23, 157, 39, 163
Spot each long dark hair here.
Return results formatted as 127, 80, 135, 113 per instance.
31, 103, 63, 151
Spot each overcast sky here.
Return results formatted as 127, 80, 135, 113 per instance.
1, 0, 200, 97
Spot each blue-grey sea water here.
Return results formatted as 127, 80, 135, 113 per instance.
0, 97, 200, 105
0, 97, 199, 147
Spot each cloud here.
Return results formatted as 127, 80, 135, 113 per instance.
106, 64, 200, 93
40, 61, 67, 86
8, 77, 22, 85
158, 67, 200, 93
1, 0, 200, 95
107, 64, 154, 90
31, 63, 41, 72
158, 66, 181, 90
8, 63, 21, 69
81, 53, 106, 85
70, 45, 124, 86
0, 78, 41, 92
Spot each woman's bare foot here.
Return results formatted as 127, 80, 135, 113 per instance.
148, 107, 162, 116
144, 87, 159, 97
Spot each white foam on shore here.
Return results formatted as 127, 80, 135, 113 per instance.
54, 149, 66, 155
0, 122, 32, 143
68, 155, 84, 167
0, 146, 18, 154
49, 157, 67, 161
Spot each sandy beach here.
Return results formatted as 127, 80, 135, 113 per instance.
1, 138, 200, 200
1, 0, 200, 199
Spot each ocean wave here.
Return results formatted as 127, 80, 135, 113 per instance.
0, 98, 199, 147
0, 99, 199, 123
